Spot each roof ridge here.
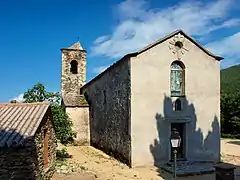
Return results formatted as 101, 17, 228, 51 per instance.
0, 102, 50, 107
80, 29, 223, 92
136, 29, 223, 61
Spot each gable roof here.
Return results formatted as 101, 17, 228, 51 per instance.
0, 102, 50, 147
137, 29, 223, 60
61, 41, 86, 52
81, 29, 223, 91
68, 41, 83, 50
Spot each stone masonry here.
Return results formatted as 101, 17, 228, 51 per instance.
82, 57, 132, 165
61, 42, 87, 98
0, 108, 56, 180
61, 42, 90, 144
34, 108, 57, 179
79, 29, 222, 168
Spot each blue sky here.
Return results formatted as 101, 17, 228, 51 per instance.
0, 0, 239, 103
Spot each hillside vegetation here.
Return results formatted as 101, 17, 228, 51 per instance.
221, 64, 240, 94
220, 64, 240, 138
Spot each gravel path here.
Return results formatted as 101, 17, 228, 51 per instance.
52, 139, 240, 180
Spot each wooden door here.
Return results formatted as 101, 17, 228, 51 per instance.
44, 128, 49, 168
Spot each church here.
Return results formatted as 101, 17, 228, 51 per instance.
60, 29, 222, 168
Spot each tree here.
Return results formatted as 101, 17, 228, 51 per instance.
221, 92, 240, 138
9, 100, 18, 103
23, 82, 74, 144
23, 83, 59, 103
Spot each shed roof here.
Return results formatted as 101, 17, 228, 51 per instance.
62, 94, 89, 107
0, 102, 50, 147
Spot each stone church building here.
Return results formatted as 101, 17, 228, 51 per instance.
61, 29, 223, 167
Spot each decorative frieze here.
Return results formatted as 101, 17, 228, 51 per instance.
168, 33, 189, 59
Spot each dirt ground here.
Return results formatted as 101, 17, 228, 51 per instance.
52, 139, 240, 180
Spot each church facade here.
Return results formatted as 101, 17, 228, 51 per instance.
61, 29, 223, 167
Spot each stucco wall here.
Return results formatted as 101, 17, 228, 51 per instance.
0, 109, 56, 180
83, 59, 131, 165
66, 107, 89, 145
130, 34, 220, 167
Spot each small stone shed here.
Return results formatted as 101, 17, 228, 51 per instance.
0, 102, 56, 180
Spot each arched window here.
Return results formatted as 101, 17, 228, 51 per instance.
70, 60, 78, 74
174, 98, 182, 111
170, 61, 185, 96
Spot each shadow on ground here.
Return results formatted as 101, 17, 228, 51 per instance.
227, 141, 240, 146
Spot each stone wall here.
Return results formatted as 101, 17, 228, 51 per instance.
0, 108, 56, 180
34, 108, 57, 179
83, 58, 131, 165
66, 107, 90, 145
60, 44, 90, 146
61, 49, 86, 99
0, 145, 36, 180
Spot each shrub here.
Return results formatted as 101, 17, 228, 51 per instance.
221, 133, 240, 139
56, 147, 72, 161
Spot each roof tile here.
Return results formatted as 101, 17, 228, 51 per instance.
0, 102, 50, 147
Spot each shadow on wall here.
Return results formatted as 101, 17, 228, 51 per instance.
0, 129, 45, 180
149, 95, 222, 178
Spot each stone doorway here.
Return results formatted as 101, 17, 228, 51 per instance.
170, 123, 186, 160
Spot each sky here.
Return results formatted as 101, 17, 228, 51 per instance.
0, 0, 239, 103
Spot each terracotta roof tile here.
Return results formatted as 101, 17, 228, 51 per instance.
0, 102, 50, 147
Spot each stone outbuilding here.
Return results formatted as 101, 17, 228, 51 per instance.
0, 102, 56, 180
78, 29, 223, 168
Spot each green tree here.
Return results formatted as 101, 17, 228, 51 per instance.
221, 92, 240, 137
23, 82, 74, 144
220, 64, 240, 139
23, 83, 59, 103
9, 100, 18, 103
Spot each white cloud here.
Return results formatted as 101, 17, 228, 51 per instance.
206, 19, 240, 34
90, 0, 239, 59
94, 35, 110, 44
205, 32, 240, 68
116, 0, 149, 20
92, 65, 110, 74
10, 93, 25, 102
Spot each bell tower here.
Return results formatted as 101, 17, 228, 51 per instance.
60, 41, 89, 145
61, 42, 87, 104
